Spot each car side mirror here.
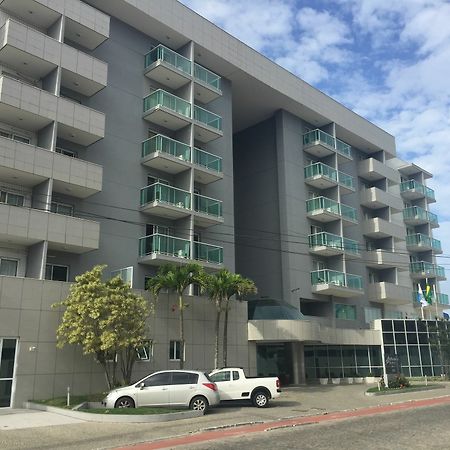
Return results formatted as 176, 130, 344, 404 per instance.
139, 382, 145, 390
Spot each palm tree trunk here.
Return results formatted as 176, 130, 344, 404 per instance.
179, 292, 184, 369
214, 300, 221, 369
222, 297, 230, 367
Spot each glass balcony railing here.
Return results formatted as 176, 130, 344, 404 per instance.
142, 134, 191, 161
194, 194, 223, 218
194, 147, 222, 173
308, 232, 360, 255
194, 241, 223, 264
400, 180, 435, 201
143, 90, 191, 118
306, 196, 357, 222
302, 129, 352, 159
304, 162, 355, 190
311, 269, 363, 289
437, 293, 449, 305
194, 63, 221, 91
410, 261, 445, 278
403, 206, 438, 226
140, 183, 191, 209
406, 233, 442, 252
144, 44, 192, 75
139, 233, 190, 258
193, 105, 222, 131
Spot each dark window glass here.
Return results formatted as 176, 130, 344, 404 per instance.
417, 321, 427, 332
369, 346, 382, 366
0, 339, 16, 379
410, 366, 422, 376
420, 346, 432, 365
382, 320, 393, 331
0, 380, 12, 407
342, 347, 355, 366
143, 372, 171, 387
396, 346, 409, 368
210, 371, 230, 382
383, 346, 396, 358
393, 320, 405, 332
405, 321, 416, 332
232, 371, 239, 380
395, 333, 406, 344
406, 333, 418, 344
52, 265, 68, 281
408, 346, 420, 365
383, 332, 394, 344
355, 347, 369, 366
418, 333, 429, 344
171, 372, 198, 385
423, 366, 433, 376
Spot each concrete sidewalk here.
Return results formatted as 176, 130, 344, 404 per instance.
0, 408, 84, 430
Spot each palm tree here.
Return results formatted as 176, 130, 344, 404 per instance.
202, 270, 257, 368
147, 263, 203, 369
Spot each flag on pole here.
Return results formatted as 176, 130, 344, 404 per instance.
417, 284, 428, 308
424, 282, 433, 305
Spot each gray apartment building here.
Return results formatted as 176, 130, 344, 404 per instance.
0, 0, 446, 407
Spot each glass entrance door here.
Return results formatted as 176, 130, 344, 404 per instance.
0, 339, 17, 407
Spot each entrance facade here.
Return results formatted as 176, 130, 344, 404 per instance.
0, 338, 17, 407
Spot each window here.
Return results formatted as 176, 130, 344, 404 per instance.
210, 371, 231, 382
335, 304, 356, 320
172, 372, 198, 385
0, 191, 24, 207
146, 224, 172, 236
147, 176, 170, 186
136, 340, 153, 361
0, 258, 18, 276
364, 307, 382, 324
55, 147, 77, 158
51, 201, 74, 216
141, 372, 171, 387
169, 340, 184, 361
111, 266, 133, 287
45, 264, 68, 281
232, 370, 240, 380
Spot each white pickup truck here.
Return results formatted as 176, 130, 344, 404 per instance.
209, 368, 281, 407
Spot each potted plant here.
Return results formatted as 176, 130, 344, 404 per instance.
319, 377, 329, 385
331, 372, 341, 385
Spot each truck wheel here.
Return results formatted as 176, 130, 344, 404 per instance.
189, 395, 209, 412
114, 396, 135, 408
252, 390, 269, 408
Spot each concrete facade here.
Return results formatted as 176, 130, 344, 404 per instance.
0, 0, 445, 407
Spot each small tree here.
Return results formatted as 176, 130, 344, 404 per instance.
428, 320, 450, 377
146, 263, 203, 369
220, 273, 257, 367
53, 265, 151, 388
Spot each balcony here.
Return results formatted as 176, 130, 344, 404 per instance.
0, 19, 107, 97
193, 63, 222, 103
144, 45, 191, 89
359, 187, 403, 211
193, 193, 224, 227
406, 233, 442, 253
193, 147, 223, 184
0, 203, 99, 253
365, 249, 407, 269
0, 76, 105, 145
400, 180, 435, 203
143, 90, 191, 130
141, 135, 191, 174
0, 0, 110, 50
304, 162, 355, 193
437, 293, 449, 305
410, 261, 446, 281
140, 183, 191, 219
138, 233, 190, 266
302, 129, 352, 161
308, 232, 360, 257
0, 136, 102, 198
306, 196, 357, 224
362, 217, 406, 240
358, 158, 399, 182
311, 269, 363, 297
367, 282, 411, 305
194, 241, 223, 266
403, 206, 438, 228
193, 105, 223, 143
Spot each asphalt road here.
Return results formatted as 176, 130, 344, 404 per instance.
183, 402, 450, 450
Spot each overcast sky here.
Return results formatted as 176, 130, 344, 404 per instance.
180, 0, 450, 295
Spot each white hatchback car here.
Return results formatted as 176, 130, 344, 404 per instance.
102, 370, 219, 412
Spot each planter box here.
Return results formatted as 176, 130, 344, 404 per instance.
365, 376, 376, 384
319, 378, 329, 385
331, 378, 341, 385
345, 377, 354, 384
354, 377, 364, 384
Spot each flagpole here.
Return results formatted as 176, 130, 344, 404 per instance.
434, 284, 438, 318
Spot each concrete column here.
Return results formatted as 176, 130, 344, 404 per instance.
32, 179, 53, 212
291, 342, 306, 385
25, 241, 48, 280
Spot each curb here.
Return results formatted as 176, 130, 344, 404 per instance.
365, 384, 445, 396
23, 402, 204, 423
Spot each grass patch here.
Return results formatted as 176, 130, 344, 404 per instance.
367, 384, 436, 394
84, 407, 183, 415
32, 393, 106, 409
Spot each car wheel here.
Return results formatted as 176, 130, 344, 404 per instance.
189, 395, 209, 412
252, 390, 269, 408
114, 396, 135, 408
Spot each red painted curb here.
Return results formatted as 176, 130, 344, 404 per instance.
114, 395, 450, 450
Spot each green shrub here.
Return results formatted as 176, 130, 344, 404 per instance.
388, 375, 410, 389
